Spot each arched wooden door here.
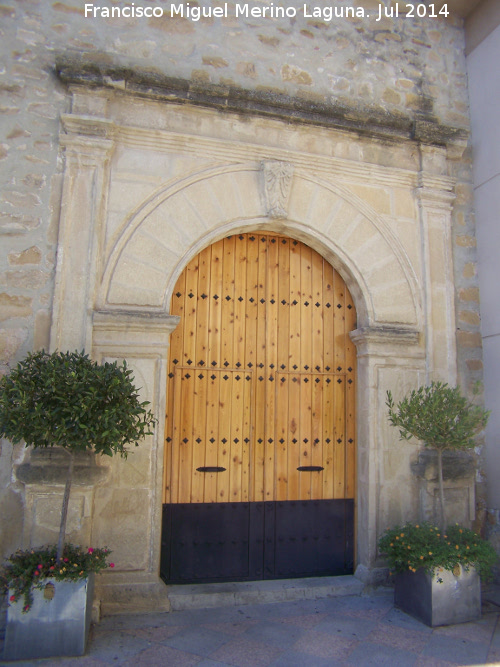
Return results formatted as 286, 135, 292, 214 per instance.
161, 233, 356, 583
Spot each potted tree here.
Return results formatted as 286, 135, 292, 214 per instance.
379, 381, 496, 626
0, 350, 156, 660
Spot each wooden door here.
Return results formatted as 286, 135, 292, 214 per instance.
162, 233, 356, 583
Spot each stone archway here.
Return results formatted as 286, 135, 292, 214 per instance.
92, 161, 424, 586
47, 91, 459, 609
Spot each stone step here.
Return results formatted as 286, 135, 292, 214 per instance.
168, 575, 364, 610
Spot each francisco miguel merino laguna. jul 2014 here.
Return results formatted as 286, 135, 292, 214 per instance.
83, 3, 451, 21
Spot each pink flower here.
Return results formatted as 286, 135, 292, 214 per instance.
49, 566, 55, 571
23, 605, 30, 612
63, 558, 69, 562
88, 547, 94, 554
110, 563, 115, 568
34, 571, 40, 576
9, 595, 16, 602
37, 564, 43, 569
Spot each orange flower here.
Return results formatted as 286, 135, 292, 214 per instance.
429, 552, 433, 555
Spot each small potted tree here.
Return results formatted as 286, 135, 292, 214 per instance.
379, 381, 496, 626
0, 350, 156, 660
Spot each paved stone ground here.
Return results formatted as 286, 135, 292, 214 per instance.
2, 587, 500, 666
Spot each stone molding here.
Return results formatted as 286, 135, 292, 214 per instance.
93, 310, 180, 339
62, 107, 419, 190
55, 55, 468, 151
60, 114, 115, 140
350, 326, 422, 357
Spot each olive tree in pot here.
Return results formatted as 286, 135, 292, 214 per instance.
0, 350, 156, 660
379, 382, 496, 627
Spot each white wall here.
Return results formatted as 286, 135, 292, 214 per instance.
467, 22, 500, 508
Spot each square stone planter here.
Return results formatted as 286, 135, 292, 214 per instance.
394, 565, 480, 627
3, 574, 95, 661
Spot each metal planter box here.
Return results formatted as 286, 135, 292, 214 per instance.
394, 565, 480, 627
3, 574, 94, 661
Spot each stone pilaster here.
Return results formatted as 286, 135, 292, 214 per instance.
91, 310, 179, 613
416, 148, 457, 383
350, 326, 424, 577
50, 116, 114, 353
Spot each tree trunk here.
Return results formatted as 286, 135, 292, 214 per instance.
437, 449, 446, 534
57, 451, 75, 562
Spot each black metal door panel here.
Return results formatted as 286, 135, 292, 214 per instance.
161, 499, 353, 584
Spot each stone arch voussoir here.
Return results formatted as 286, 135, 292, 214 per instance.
101, 164, 421, 329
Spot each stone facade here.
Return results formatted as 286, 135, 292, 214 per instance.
0, 1, 487, 609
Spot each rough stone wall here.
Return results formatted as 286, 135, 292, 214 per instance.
0, 0, 484, 559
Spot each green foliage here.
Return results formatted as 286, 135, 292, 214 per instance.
0, 350, 156, 457
386, 381, 489, 452
379, 522, 497, 582
0, 544, 113, 613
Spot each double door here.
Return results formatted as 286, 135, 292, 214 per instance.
161, 233, 356, 583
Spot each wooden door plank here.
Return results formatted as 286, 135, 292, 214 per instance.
177, 370, 196, 504
208, 239, 224, 369
204, 372, 220, 503
345, 289, 357, 500
333, 375, 346, 499
241, 372, 252, 502
311, 252, 324, 499
229, 372, 244, 502
253, 235, 268, 501
276, 239, 291, 501
204, 240, 224, 503
164, 270, 185, 504
245, 235, 260, 501
265, 236, 279, 501
299, 243, 313, 500
191, 370, 208, 502
217, 369, 232, 502
322, 374, 335, 499
311, 373, 324, 499
323, 262, 335, 374
183, 254, 199, 368
333, 269, 346, 375
196, 246, 210, 368
288, 240, 302, 501
221, 236, 236, 369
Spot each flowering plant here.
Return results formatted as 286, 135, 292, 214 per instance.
379, 522, 497, 582
0, 544, 114, 613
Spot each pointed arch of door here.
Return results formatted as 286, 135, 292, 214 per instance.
161, 229, 359, 583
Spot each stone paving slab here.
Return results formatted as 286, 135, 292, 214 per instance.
1, 588, 500, 666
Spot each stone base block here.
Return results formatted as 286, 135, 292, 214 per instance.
95, 572, 171, 616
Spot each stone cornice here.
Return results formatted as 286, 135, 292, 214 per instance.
93, 310, 180, 335
350, 326, 423, 357
55, 54, 468, 150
